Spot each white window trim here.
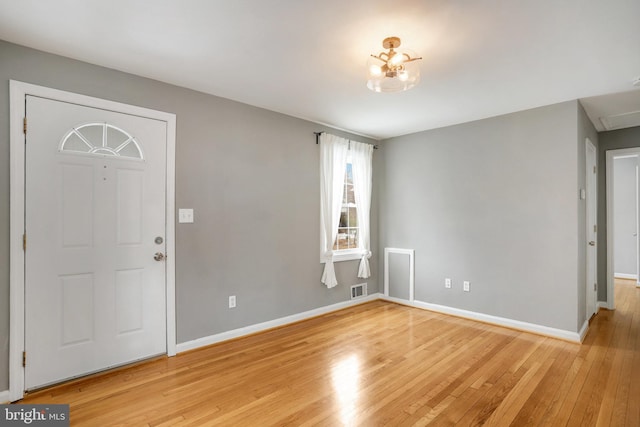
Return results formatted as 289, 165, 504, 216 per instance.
321, 155, 361, 264
331, 248, 364, 263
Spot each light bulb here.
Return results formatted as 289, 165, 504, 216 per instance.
389, 52, 404, 66
369, 64, 382, 76
397, 70, 409, 81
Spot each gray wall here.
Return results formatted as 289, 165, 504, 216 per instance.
0, 40, 379, 391
598, 126, 640, 300
379, 101, 582, 333
613, 157, 637, 276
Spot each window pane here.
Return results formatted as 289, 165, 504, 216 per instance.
346, 183, 355, 204
349, 207, 358, 227
118, 141, 141, 158
334, 228, 349, 250
346, 163, 353, 185
76, 124, 103, 147
107, 125, 130, 149
348, 228, 358, 249
342, 182, 347, 204
339, 208, 348, 228
62, 132, 91, 153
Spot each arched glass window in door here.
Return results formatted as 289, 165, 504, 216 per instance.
59, 123, 144, 160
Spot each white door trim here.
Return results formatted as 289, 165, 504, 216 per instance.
605, 147, 640, 311
585, 138, 598, 319
636, 165, 639, 287
9, 81, 177, 402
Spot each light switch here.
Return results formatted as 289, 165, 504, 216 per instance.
178, 208, 194, 223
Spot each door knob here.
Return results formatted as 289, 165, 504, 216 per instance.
588, 241, 596, 246
154, 252, 165, 261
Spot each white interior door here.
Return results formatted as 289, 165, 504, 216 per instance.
24, 95, 168, 390
636, 164, 639, 286
586, 138, 598, 319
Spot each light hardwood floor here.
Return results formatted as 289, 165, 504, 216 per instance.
19, 279, 640, 426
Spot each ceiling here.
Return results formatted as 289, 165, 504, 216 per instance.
0, 0, 639, 140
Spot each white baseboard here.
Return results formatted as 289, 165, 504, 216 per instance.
597, 301, 609, 310
178, 291, 585, 354
381, 295, 415, 307
578, 319, 590, 342
380, 295, 581, 343
0, 389, 9, 404
614, 273, 637, 280
177, 293, 382, 353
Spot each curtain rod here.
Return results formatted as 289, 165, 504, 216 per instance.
314, 131, 378, 149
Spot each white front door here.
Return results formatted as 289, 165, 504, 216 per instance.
24, 95, 168, 390
586, 138, 598, 319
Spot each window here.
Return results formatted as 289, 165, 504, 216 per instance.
334, 161, 359, 251
59, 123, 144, 160
319, 133, 373, 288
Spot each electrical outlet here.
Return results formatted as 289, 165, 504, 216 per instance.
445, 278, 452, 289
178, 208, 194, 223
229, 295, 236, 308
463, 281, 470, 292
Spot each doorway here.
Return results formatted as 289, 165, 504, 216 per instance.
9, 81, 177, 401
605, 147, 640, 311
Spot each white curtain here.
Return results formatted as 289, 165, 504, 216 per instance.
351, 141, 374, 278
319, 133, 349, 288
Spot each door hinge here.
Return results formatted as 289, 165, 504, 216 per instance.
22, 351, 26, 367
594, 283, 597, 292
23, 233, 26, 251
23, 117, 27, 135
594, 225, 597, 233
593, 166, 596, 174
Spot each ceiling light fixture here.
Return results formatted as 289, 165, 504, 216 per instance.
367, 37, 422, 93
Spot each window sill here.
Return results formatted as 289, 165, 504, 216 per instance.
321, 250, 362, 263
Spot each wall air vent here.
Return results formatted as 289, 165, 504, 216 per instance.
600, 111, 640, 131
351, 283, 367, 300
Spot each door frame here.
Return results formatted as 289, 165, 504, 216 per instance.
585, 137, 598, 318
9, 81, 177, 402
636, 164, 639, 285
605, 147, 640, 312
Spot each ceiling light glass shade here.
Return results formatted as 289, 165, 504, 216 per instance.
366, 37, 422, 93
